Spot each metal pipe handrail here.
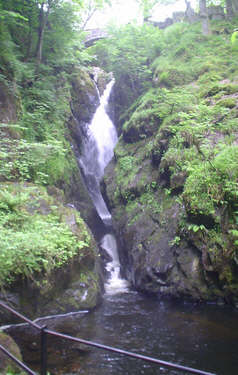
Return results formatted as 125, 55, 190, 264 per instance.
0, 301, 41, 330
0, 344, 36, 375
0, 300, 217, 375
45, 328, 216, 375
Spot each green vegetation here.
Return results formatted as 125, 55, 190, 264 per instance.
0, 0, 105, 289
89, 23, 163, 118
0, 183, 91, 288
1, 0, 238, 302
96, 16, 238, 299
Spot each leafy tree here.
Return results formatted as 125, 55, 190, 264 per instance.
80, 0, 111, 30
231, 28, 238, 49
89, 23, 164, 117
0, 2, 28, 81
35, 0, 52, 65
136, 0, 175, 21
137, 0, 161, 21
0, 0, 110, 69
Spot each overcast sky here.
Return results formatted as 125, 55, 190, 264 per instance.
87, 0, 198, 29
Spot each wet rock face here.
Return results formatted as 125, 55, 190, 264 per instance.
0, 243, 102, 325
3, 312, 91, 373
108, 184, 215, 302
103, 87, 238, 305
69, 67, 111, 150
0, 183, 102, 325
70, 68, 99, 125
67, 67, 114, 232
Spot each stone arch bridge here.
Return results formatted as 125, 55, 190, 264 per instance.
84, 28, 108, 47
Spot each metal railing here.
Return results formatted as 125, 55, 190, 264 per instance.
0, 301, 216, 375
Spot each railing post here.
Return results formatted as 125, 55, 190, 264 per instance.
40, 325, 47, 375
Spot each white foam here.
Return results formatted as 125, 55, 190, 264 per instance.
101, 234, 129, 295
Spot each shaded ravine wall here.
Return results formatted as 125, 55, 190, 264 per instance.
103, 76, 238, 308
0, 68, 108, 325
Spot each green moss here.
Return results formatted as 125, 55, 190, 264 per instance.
0, 332, 23, 374
70, 68, 98, 123
198, 71, 223, 85
156, 67, 194, 88
201, 83, 238, 98
216, 98, 237, 108
118, 156, 135, 172
101, 17, 238, 302
0, 183, 92, 288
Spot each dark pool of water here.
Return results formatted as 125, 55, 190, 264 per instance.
54, 291, 238, 375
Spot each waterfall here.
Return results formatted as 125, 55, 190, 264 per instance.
101, 234, 129, 295
79, 79, 128, 295
79, 79, 116, 225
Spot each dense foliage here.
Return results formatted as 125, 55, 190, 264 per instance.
0, 184, 91, 288
99, 17, 238, 300
0, 0, 100, 288
88, 23, 165, 125
1, 0, 238, 301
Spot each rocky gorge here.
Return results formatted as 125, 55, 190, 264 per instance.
1, 0, 238, 372
0, 67, 109, 326
99, 21, 238, 308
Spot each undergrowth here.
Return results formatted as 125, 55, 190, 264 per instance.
0, 184, 91, 289
108, 18, 238, 265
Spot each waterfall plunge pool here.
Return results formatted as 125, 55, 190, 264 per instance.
58, 78, 238, 375
45, 292, 238, 375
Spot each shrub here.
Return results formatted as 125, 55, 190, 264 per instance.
0, 185, 90, 288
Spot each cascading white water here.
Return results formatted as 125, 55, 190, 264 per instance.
79, 79, 117, 225
80, 79, 118, 182
79, 79, 128, 295
101, 234, 129, 295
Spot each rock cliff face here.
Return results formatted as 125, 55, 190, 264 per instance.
0, 68, 107, 323
105, 141, 215, 302
0, 183, 102, 324
104, 80, 238, 307
67, 67, 111, 232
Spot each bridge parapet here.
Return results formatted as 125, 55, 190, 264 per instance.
84, 28, 108, 47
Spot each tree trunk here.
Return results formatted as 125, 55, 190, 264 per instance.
81, 8, 97, 31
232, 0, 238, 14
35, 1, 50, 66
226, 0, 235, 18
25, 17, 33, 61
199, 0, 211, 36
185, 0, 196, 23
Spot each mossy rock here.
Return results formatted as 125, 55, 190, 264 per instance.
170, 171, 187, 191
122, 110, 161, 143
156, 68, 193, 88
202, 83, 238, 98
216, 97, 237, 108
91, 66, 112, 95
0, 332, 23, 374
70, 68, 99, 124
0, 182, 102, 323
121, 88, 177, 143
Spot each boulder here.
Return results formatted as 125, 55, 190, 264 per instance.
0, 183, 102, 325
0, 332, 22, 374
3, 312, 91, 371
